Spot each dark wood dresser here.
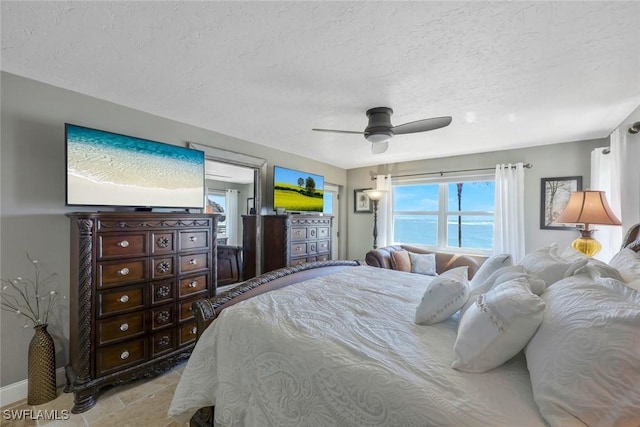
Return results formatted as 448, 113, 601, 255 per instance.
262, 214, 332, 272
241, 215, 257, 279
65, 212, 219, 413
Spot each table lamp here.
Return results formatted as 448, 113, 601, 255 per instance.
554, 190, 621, 256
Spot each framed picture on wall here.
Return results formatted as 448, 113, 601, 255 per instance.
354, 189, 373, 213
540, 176, 582, 229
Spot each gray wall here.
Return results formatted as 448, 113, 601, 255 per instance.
346, 139, 607, 261
0, 72, 347, 386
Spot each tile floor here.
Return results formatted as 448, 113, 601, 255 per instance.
1, 362, 189, 427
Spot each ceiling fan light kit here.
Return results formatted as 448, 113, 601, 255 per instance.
313, 106, 452, 154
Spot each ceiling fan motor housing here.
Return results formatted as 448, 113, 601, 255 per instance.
365, 107, 394, 142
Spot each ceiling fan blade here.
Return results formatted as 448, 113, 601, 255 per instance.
312, 128, 364, 135
371, 141, 389, 154
391, 116, 452, 135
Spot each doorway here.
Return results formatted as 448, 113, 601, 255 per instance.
324, 183, 340, 259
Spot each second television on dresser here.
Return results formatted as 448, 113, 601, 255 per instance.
273, 165, 324, 213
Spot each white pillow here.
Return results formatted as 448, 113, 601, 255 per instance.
409, 252, 437, 276
460, 265, 546, 317
452, 277, 545, 373
561, 245, 626, 281
469, 254, 512, 288
525, 275, 640, 426
609, 248, 640, 283
518, 244, 587, 287
414, 266, 469, 325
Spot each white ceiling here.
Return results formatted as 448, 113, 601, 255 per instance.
2, 1, 639, 169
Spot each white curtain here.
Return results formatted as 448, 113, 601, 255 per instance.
376, 174, 393, 247
590, 131, 623, 261
616, 125, 640, 230
225, 189, 239, 246
493, 163, 525, 262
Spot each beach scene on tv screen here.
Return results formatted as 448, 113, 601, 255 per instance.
274, 167, 324, 212
66, 125, 204, 208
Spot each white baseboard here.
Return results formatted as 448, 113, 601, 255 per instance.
0, 368, 66, 408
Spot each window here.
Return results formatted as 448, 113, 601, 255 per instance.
206, 191, 227, 236
392, 177, 495, 253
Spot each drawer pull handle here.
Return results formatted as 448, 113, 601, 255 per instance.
189, 259, 198, 265
190, 236, 197, 242
189, 281, 198, 288
118, 240, 130, 248
191, 327, 197, 335
156, 261, 171, 274
118, 295, 130, 303
156, 311, 170, 324
156, 285, 170, 298
156, 236, 170, 248
158, 336, 170, 347
119, 323, 129, 332
117, 267, 130, 276
120, 351, 130, 360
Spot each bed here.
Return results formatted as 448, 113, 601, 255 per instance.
169, 226, 640, 426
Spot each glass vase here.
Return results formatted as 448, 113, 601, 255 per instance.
27, 324, 57, 405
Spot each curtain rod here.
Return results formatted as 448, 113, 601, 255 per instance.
375, 162, 533, 180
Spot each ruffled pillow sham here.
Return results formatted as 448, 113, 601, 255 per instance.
517, 244, 587, 287
414, 266, 468, 325
452, 277, 545, 373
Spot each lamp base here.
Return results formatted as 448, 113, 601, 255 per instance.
571, 229, 602, 257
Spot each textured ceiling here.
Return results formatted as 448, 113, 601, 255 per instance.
2, 1, 639, 169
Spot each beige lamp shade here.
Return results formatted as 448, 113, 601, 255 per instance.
554, 190, 621, 227
363, 189, 387, 201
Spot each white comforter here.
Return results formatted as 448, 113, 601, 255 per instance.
169, 266, 545, 426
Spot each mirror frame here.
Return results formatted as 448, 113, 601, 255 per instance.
189, 142, 267, 277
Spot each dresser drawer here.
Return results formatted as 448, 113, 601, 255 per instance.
308, 227, 318, 239
151, 330, 177, 357
179, 230, 210, 251
97, 312, 146, 346
151, 256, 175, 279
290, 257, 307, 267
179, 321, 198, 346
317, 226, 330, 239
97, 285, 145, 318
151, 280, 174, 306
316, 254, 329, 262
178, 295, 207, 323
98, 233, 147, 260
308, 241, 318, 255
178, 274, 208, 298
96, 338, 147, 377
318, 239, 330, 253
179, 253, 209, 274
151, 304, 174, 331
151, 232, 176, 255
291, 242, 308, 257
98, 259, 148, 289
291, 227, 308, 241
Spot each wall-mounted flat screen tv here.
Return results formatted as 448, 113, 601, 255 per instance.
66, 124, 205, 209
273, 165, 324, 213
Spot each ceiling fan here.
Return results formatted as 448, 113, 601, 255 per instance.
312, 107, 452, 154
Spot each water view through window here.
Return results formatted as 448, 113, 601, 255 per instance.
393, 181, 495, 250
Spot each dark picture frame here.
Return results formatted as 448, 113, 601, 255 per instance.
540, 176, 582, 229
354, 189, 373, 213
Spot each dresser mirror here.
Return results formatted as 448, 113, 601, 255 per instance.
189, 143, 266, 283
